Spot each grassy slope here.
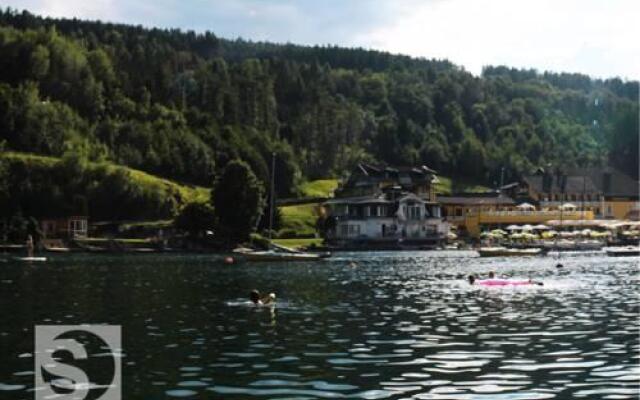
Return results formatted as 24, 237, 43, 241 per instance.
278, 179, 339, 237
299, 179, 339, 198
436, 176, 491, 195
2, 152, 210, 205
279, 204, 319, 236
271, 237, 323, 249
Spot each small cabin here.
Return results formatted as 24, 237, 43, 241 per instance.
40, 216, 88, 239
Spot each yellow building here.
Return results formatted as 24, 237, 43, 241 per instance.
440, 192, 596, 238
439, 193, 515, 236
463, 210, 594, 237
505, 167, 639, 221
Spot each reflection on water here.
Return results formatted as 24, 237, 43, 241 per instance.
0, 251, 638, 399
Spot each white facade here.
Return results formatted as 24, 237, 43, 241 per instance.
329, 194, 448, 242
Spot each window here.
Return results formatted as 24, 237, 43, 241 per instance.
348, 225, 360, 236
407, 205, 422, 220
455, 208, 462, 217
340, 225, 349, 237
364, 206, 371, 217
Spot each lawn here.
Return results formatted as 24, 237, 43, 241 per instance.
271, 237, 324, 249
2, 152, 210, 204
279, 203, 319, 236
300, 179, 339, 198
277, 179, 338, 237
436, 175, 491, 195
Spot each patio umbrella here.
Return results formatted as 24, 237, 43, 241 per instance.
516, 202, 536, 210
506, 225, 521, 231
491, 229, 508, 236
560, 203, 577, 210
533, 224, 549, 230
521, 224, 534, 231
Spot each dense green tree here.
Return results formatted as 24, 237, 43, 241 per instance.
0, 7, 636, 211
174, 201, 215, 237
212, 159, 264, 243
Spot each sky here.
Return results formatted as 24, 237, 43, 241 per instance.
3, 0, 639, 80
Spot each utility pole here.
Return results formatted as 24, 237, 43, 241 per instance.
581, 175, 586, 220
268, 152, 276, 241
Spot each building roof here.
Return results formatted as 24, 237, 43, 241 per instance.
525, 167, 639, 197
343, 163, 436, 187
324, 195, 392, 205
438, 194, 516, 206
576, 167, 639, 197
524, 175, 600, 194
398, 193, 427, 204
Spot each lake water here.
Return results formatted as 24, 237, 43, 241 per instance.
0, 251, 638, 399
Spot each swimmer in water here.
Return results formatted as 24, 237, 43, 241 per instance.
250, 289, 276, 305
488, 271, 495, 278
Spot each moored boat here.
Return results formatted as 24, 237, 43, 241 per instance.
477, 247, 544, 257
12, 256, 47, 262
606, 246, 640, 257
542, 240, 604, 251
233, 247, 328, 262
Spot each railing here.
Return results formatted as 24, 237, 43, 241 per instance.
477, 210, 586, 217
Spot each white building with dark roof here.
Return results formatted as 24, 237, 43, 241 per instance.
322, 164, 447, 249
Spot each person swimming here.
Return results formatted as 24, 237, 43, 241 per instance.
250, 289, 276, 305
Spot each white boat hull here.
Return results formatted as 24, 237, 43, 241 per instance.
478, 247, 543, 257
13, 257, 47, 262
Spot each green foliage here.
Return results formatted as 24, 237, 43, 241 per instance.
0, 8, 637, 210
0, 152, 207, 220
279, 203, 319, 237
608, 107, 639, 179
212, 159, 265, 243
272, 237, 323, 249
174, 202, 215, 236
435, 176, 491, 195
300, 179, 339, 198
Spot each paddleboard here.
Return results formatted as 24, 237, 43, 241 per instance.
13, 257, 47, 262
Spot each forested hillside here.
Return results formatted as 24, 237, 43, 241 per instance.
0, 9, 638, 216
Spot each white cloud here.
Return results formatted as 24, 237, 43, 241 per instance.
2, 0, 638, 79
358, 0, 640, 79
18, 0, 120, 21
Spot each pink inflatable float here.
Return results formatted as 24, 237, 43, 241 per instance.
467, 275, 543, 286
477, 278, 533, 286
